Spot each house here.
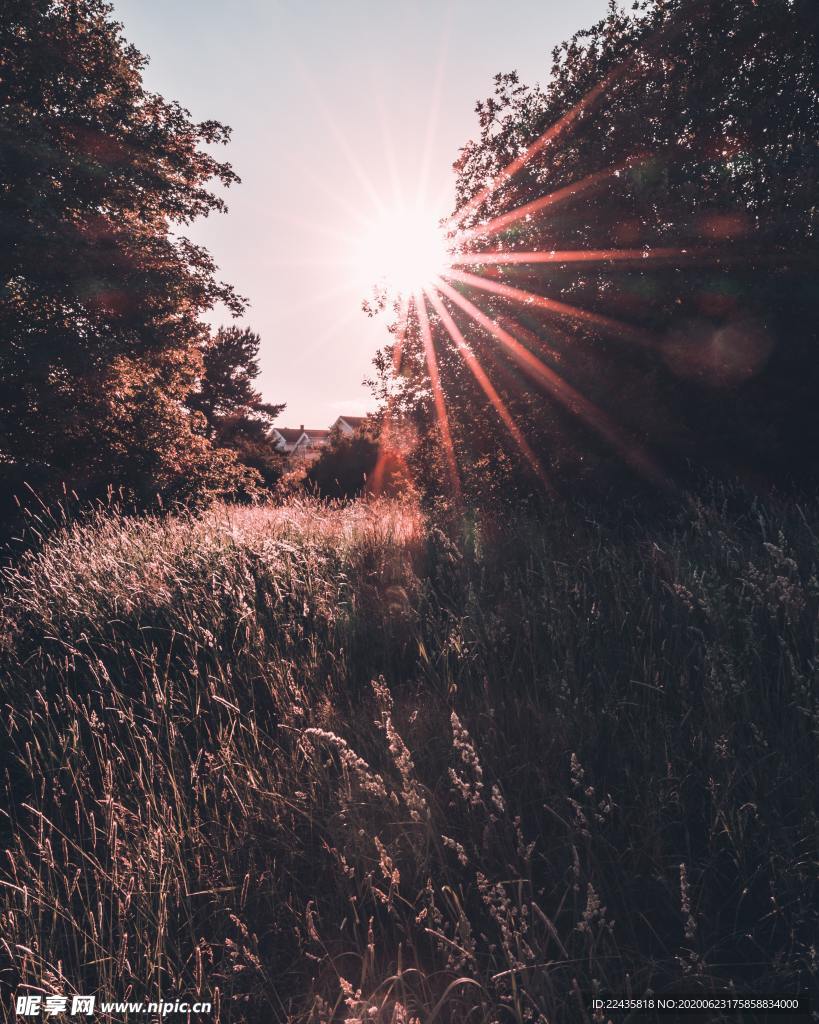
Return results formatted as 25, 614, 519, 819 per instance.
271, 427, 307, 455
332, 415, 367, 436
272, 416, 370, 462
271, 425, 333, 461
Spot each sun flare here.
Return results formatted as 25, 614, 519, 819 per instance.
353, 204, 452, 297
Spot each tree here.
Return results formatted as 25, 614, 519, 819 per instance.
187, 326, 285, 490
305, 432, 374, 499
0, 0, 253, 516
374, 0, 819, 502
304, 419, 411, 499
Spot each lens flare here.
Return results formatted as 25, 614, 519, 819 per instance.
353, 204, 452, 297
298, 31, 759, 497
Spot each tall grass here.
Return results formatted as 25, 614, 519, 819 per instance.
0, 488, 817, 1022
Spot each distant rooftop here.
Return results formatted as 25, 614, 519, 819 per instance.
275, 419, 369, 445
275, 427, 305, 442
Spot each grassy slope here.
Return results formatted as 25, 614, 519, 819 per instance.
0, 490, 817, 1022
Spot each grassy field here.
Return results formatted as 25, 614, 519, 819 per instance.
1, 489, 817, 1022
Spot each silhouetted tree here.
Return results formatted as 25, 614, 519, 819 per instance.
305, 427, 378, 499
187, 326, 285, 489
0, 0, 253, 516
304, 419, 411, 499
374, 0, 819, 502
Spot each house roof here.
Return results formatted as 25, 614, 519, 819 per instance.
275, 427, 305, 442
276, 421, 364, 445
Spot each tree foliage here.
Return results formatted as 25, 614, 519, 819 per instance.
305, 429, 379, 499
375, 0, 819, 502
187, 326, 286, 490
0, 0, 256, 514
304, 418, 412, 499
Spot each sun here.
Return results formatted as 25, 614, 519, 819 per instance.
352, 203, 452, 297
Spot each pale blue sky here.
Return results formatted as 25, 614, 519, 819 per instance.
111, 0, 610, 428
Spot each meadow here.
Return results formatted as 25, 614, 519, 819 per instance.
0, 488, 817, 1022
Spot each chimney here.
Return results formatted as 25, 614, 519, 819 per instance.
300, 424, 304, 432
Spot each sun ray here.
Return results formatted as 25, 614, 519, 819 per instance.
346, 0, 747, 498
368, 66, 405, 210
424, 287, 550, 488
370, 297, 412, 495
443, 64, 629, 236
267, 277, 369, 325
268, 207, 374, 248
433, 277, 669, 486
444, 268, 654, 348
442, 1, 713, 240
415, 291, 461, 501
391, 295, 412, 373
416, 6, 453, 213
294, 57, 388, 216
278, 146, 374, 226
298, 301, 365, 359
451, 246, 696, 267
450, 154, 650, 247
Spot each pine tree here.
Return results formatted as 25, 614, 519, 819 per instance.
188, 326, 286, 490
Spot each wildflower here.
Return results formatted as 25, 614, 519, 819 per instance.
371, 678, 428, 821
577, 882, 613, 935
570, 752, 585, 788
449, 711, 484, 807
374, 836, 400, 889
441, 835, 469, 866
303, 728, 388, 799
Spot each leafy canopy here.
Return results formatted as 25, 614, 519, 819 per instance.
0, 0, 256, 511
373, 0, 819, 502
